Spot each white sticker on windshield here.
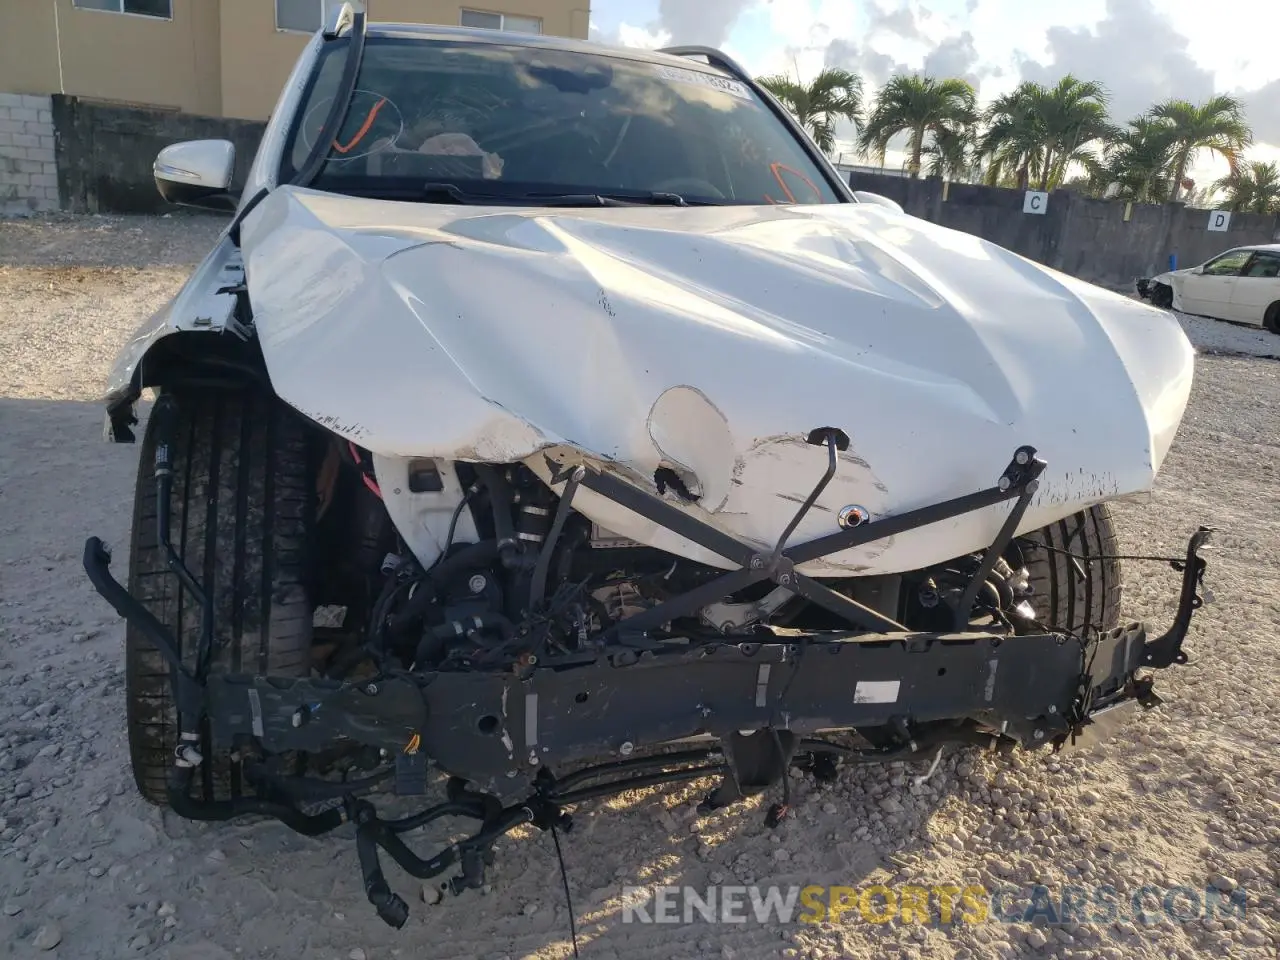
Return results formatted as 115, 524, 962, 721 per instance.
655, 64, 752, 100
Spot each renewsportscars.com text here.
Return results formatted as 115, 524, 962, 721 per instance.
620, 883, 1248, 926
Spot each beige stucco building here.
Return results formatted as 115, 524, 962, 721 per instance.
0, 0, 592, 122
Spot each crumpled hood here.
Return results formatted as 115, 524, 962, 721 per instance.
239, 185, 1194, 574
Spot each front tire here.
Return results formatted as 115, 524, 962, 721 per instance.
125, 389, 315, 806
1019, 502, 1122, 637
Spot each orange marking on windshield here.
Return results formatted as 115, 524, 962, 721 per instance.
332, 98, 388, 154
769, 162, 821, 203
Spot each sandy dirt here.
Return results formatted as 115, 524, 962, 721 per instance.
0, 213, 1277, 960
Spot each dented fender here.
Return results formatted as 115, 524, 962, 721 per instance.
103, 233, 248, 432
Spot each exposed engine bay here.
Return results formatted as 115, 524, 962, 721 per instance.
84, 418, 1212, 928
340, 455, 1044, 679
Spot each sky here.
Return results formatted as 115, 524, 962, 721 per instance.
587, 0, 1280, 186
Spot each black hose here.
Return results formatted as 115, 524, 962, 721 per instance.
356, 816, 411, 929
243, 762, 393, 803
442, 483, 479, 557
414, 612, 516, 668
387, 800, 489, 833
549, 748, 723, 793
82, 538, 204, 719
473, 465, 521, 568
165, 766, 344, 836
386, 540, 499, 636
550, 764, 728, 805
358, 813, 462, 879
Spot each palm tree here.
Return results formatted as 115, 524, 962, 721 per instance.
921, 125, 974, 179
1094, 117, 1179, 203
756, 68, 863, 154
978, 77, 1114, 191
1214, 160, 1280, 214
979, 84, 1046, 189
1030, 76, 1115, 190
859, 74, 978, 178
1149, 95, 1252, 201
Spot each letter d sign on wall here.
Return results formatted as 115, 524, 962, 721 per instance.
1023, 191, 1048, 215
1208, 210, 1231, 232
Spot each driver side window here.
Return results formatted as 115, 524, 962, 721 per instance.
1202, 250, 1251, 276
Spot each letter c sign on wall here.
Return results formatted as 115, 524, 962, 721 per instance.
1023, 191, 1048, 215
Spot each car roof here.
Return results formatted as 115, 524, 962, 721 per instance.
1228, 243, 1280, 253
363, 22, 740, 77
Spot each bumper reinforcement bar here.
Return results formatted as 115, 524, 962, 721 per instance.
81, 426, 1213, 929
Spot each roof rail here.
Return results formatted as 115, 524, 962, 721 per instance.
323, 2, 357, 39
658, 46, 752, 84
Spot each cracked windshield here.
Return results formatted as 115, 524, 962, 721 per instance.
283, 37, 841, 205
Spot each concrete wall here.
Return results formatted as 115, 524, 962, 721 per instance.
50, 96, 264, 214
0, 93, 60, 216
850, 172, 1280, 289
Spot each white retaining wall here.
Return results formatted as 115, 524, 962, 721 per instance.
0, 92, 60, 216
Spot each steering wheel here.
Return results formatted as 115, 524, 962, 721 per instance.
651, 177, 726, 200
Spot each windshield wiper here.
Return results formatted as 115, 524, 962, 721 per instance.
419, 184, 621, 206
514, 192, 629, 207
524, 191, 704, 207
620, 192, 689, 206
415, 184, 703, 207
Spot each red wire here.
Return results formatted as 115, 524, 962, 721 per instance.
348, 440, 383, 500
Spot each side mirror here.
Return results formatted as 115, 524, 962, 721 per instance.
154, 140, 237, 211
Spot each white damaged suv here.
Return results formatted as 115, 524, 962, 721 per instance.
85, 5, 1211, 929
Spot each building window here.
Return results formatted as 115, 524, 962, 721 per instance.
461, 9, 543, 34
276, 0, 364, 33
72, 0, 172, 18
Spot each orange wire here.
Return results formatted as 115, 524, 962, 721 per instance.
331, 97, 388, 154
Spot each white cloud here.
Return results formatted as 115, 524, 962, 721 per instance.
589, 17, 669, 48
656, 0, 756, 46
922, 30, 999, 86
1014, 0, 1214, 125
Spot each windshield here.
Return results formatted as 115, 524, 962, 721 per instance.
281, 37, 842, 205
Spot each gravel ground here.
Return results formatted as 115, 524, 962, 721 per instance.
1, 213, 1277, 960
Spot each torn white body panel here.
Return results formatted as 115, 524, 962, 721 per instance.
104, 234, 246, 402
239, 185, 1195, 576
